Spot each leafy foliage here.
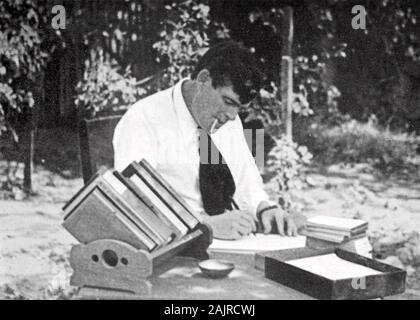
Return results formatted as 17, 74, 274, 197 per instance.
367, 0, 420, 64
0, 0, 46, 136
244, 82, 313, 138
0, 0, 53, 193
247, 6, 345, 126
308, 115, 420, 178
75, 48, 147, 118
153, 0, 229, 88
266, 135, 313, 210
323, 0, 420, 128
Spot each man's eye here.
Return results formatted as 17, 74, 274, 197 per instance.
224, 99, 235, 106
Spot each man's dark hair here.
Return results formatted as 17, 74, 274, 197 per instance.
191, 41, 263, 104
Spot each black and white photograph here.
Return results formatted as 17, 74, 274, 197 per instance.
0, 0, 419, 303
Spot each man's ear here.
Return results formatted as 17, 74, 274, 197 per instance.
196, 69, 212, 86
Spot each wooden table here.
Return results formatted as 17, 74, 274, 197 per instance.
78, 250, 314, 300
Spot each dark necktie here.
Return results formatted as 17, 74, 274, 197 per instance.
198, 132, 236, 216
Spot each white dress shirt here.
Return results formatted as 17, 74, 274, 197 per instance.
113, 79, 272, 218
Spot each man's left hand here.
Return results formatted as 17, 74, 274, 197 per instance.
259, 206, 298, 236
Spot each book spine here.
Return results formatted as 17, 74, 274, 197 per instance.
135, 161, 199, 230
62, 170, 101, 212
124, 168, 189, 236
117, 173, 183, 239
139, 159, 202, 223
306, 222, 368, 233
63, 187, 157, 252
112, 210, 157, 251
96, 179, 166, 247
303, 230, 347, 243
306, 226, 352, 237
111, 171, 177, 241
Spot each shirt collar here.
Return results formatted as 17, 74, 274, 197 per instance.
172, 78, 200, 136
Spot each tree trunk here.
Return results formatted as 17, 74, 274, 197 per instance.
280, 6, 294, 139
23, 106, 34, 194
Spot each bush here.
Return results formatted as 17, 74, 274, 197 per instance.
153, 0, 229, 88
75, 48, 146, 118
266, 136, 313, 210
308, 116, 420, 174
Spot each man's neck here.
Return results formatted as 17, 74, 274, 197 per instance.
181, 79, 201, 127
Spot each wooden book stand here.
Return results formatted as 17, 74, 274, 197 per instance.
73, 117, 215, 296
69, 223, 212, 295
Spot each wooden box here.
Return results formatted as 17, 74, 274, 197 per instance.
256, 248, 406, 300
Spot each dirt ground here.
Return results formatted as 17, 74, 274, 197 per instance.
0, 161, 419, 299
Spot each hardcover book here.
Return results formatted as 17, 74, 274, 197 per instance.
140, 159, 202, 224
123, 161, 198, 231
101, 170, 175, 245
112, 170, 187, 239
62, 173, 157, 251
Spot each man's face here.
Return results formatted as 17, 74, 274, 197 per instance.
192, 72, 249, 134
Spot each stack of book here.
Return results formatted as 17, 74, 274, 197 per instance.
62, 159, 202, 252
304, 216, 368, 244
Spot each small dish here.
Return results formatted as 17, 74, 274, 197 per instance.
198, 259, 235, 278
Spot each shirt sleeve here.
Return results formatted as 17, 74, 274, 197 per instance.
224, 118, 277, 218
113, 107, 158, 171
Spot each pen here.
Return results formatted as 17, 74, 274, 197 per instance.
231, 199, 257, 235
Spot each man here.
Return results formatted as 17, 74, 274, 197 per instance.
113, 41, 297, 239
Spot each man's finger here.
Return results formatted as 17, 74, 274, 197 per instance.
232, 221, 252, 237
236, 219, 253, 234
231, 230, 243, 240
236, 212, 256, 232
262, 214, 272, 234
285, 216, 291, 236
291, 220, 298, 236
275, 213, 285, 236
285, 215, 298, 236
287, 217, 297, 237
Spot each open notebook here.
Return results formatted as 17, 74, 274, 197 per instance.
209, 234, 307, 253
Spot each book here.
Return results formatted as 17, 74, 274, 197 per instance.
306, 216, 368, 232
139, 159, 203, 224
63, 186, 156, 251
304, 216, 368, 244
306, 225, 367, 238
62, 168, 172, 250
62, 166, 114, 212
102, 170, 175, 245
134, 161, 199, 229
62, 167, 108, 218
122, 165, 189, 237
94, 176, 165, 247
303, 229, 367, 244
111, 171, 186, 239
123, 161, 198, 231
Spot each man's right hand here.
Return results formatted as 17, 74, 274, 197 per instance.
202, 210, 256, 240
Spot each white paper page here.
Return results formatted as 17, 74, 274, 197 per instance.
307, 216, 367, 231
209, 234, 307, 252
287, 253, 382, 280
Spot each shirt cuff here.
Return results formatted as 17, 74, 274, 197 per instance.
246, 193, 278, 220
